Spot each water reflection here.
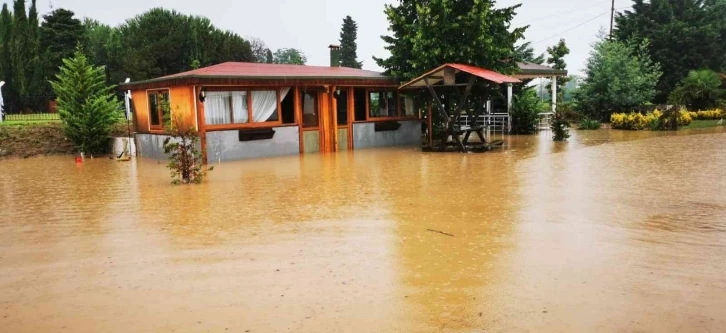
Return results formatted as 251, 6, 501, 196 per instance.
1, 126, 725, 332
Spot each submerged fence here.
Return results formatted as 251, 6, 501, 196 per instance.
3, 113, 61, 122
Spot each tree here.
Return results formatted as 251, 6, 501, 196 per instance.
273, 48, 306, 65
615, 0, 726, 102
513, 42, 544, 65
668, 69, 724, 110
265, 49, 273, 64
0, 4, 15, 113
574, 37, 662, 121
50, 47, 122, 154
163, 115, 210, 185
546, 39, 570, 98
118, 8, 253, 80
248, 37, 268, 63
510, 89, 545, 134
339, 15, 362, 68
375, 0, 526, 82
41, 9, 86, 72
83, 19, 124, 85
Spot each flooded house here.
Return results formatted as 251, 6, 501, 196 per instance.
121, 45, 421, 163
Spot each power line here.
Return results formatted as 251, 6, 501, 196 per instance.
526, 0, 613, 24
532, 11, 611, 45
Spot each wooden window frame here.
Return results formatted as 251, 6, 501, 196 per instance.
148, 89, 170, 131
203, 86, 285, 131
364, 88, 418, 122
301, 89, 320, 130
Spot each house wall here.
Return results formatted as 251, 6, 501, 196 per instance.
205, 126, 300, 162
131, 86, 197, 133
135, 133, 172, 159
352, 120, 421, 149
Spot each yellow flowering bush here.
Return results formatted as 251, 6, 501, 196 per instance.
692, 109, 723, 120
611, 110, 691, 130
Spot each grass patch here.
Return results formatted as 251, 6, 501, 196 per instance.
0, 120, 61, 126
683, 119, 725, 129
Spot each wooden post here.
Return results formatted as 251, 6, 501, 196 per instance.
347, 87, 354, 150
294, 86, 303, 154
427, 103, 433, 147
331, 85, 338, 152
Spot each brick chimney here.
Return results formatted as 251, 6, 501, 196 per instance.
329, 45, 341, 67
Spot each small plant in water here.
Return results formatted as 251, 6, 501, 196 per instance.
551, 110, 570, 141
578, 117, 601, 130
163, 116, 212, 184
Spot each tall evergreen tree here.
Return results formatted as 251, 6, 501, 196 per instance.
375, 0, 526, 81
41, 9, 86, 74
0, 4, 14, 113
615, 0, 726, 102
339, 16, 362, 68
50, 47, 122, 154
513, 42, 545, 65
265, 49, 273, 64
11, 0, 29, 111
546, 39, 570, 99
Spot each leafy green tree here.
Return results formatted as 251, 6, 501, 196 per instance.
266, 49, 273, 64
118, 8, 253, 80
375, 0, 526, 81
83, 19, 124, 85
273, 48, 306, 65
574, 37, 662, 121
50, 48, 122, 154
668, 69, 724, 110
514, 42, 544, 65
163, 115, 210, 185
615, 0, 726, 102
546, 39, 570, 98
339, 15, 362, 68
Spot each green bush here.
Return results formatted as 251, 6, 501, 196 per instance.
551, 110, 570, 141
510, 89, 545, 134
578, 117, 601, 130
668, 69, 724, 110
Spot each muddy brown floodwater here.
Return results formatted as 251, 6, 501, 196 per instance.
1, 127, 726, 332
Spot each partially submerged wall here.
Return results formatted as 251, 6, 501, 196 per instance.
206, 126, 300, 162
352, 120, 421, 149
135, 133, 171, 160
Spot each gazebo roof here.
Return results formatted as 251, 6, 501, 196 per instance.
399, 63, 521, 89
513, 62, 568, 79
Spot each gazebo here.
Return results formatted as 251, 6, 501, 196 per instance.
399, 63, 521, 152
513, 62, 569, 113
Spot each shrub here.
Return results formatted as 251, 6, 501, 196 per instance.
578, 117, 601, 130
510, 89, 545, 134
611, 109, 691, 130
551, 110, 570, 141
691, 109, 723, 120
163, 115, 212, 185
668, 69, 724, 110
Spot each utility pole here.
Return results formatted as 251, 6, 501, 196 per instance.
609, 0, 615, 39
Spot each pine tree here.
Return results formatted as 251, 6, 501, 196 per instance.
265, 49, 273, 64
546, 39, 570, 99
339, 16, 362, 68
50, 47, 122, 154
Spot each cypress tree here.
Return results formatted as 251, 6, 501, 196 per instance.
11, 0, 28, 111
0, 4, 14, 113
339, 15, 362, 68
265, 49, 273, 64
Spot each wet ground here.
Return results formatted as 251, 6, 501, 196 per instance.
1, 127, 725, 332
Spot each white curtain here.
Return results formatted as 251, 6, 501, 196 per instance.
252, 88, 290, 122
404, 96, 415, 116
204, 91, 248, 124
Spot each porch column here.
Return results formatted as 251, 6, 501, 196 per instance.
551, 76, 557, 113
507, 84, 513, 133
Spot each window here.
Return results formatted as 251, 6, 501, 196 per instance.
403, 95, 416, 116
148, 90, 169, 129
281, 89, 295, 124
353, 88, 366, 121
335, 89, 348, 125
203, 88, 290, 126
302, 90, 318, 128
368, 90, 398, 118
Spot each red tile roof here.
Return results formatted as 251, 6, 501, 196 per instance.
399, 63, 521, 89
163, 62, 388, 80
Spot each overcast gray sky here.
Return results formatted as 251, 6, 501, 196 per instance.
18, 0, 631, 76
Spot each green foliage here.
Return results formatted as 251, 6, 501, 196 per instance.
574, 37, 661, 121
49, 48, 122, 154
611, 110, 692, 130
375, 0, 526, 81
339, 15, 362, 68
117, 8, 253, 80
615, 0, 726, 102
273, 48, 306, 65
265, 49, 273, 64
513, 42, 545, 65
551, 110, 570, 141
41, 9, 86, 78
510, 89, 544, 134
162, 115, 210, 185
578, 117, 601, 130
668, 69, 724, 110
83, 19, 124, 85
546, 39, 570, 98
